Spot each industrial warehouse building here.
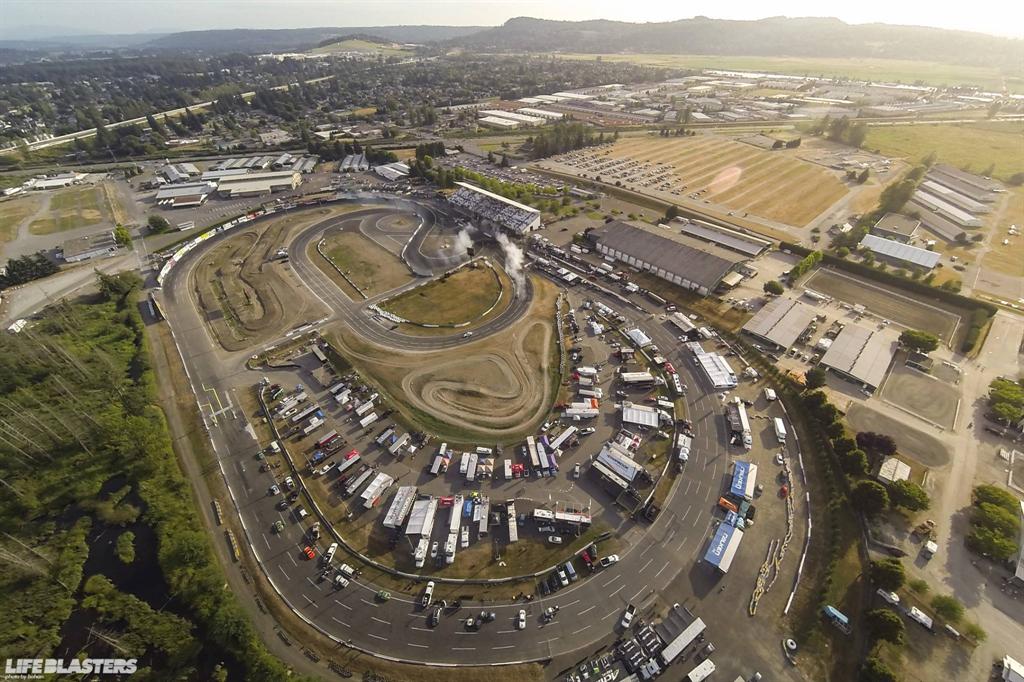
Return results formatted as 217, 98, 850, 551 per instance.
677, 219, 771, 257
588, 220, 745, 296
155, 181, 217, 207
448, 182, 542, 235
871, 213, 920, 243
477, 109, 546, 126
858, 234, 941, 270
216, 171, 301, 198
61, 231, 119, 263
478, 115, 520, 130
742, 296, 817, 349
819, 323, 897, 391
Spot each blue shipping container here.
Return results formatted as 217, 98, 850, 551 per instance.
730, 461, 751, 499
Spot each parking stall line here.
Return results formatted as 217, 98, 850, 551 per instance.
262, 533, 270, 549
455, 631, 477, 635
496, 630, 516, 634
492, 645, 515, 651
360, 599, 377, 607
639, 557, 654, 574
451, 647, 476, 651
410, 626, 433, 633
333, 600, 352, 611
330, 616, 349, 627
601, 610, 618, 621
630, 585, 648, 601
578, 605, 597, 616
601, 574, 621, 588
407, 643, 428, 649
303, 594, 315, 605
368, 634, 388, 641
370, 616, 391, 626
279, 566, 291, 580
562, 599, 580, 608
655, 562, 670, 579
608, 585, 625, 598
572, 625, 591, 635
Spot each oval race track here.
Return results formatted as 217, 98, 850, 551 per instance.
158, 195, 735, 667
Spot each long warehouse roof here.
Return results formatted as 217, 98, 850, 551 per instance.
679, 220, 771, 257
859, 234, 941, 269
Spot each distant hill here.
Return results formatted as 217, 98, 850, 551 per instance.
451, 16, 1023, 70
309, 33, 412, 56
144, 25, 487, 53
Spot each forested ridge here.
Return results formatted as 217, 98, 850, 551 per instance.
0, 274, 292, 680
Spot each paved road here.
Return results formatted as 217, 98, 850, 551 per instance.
156, 197, 803, 677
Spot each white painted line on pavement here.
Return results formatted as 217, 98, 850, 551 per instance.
407, 643, 428, 648
455, 631, 477, 636
601, 610, 617, 621
655, 562, 670, 579
279, 566, 291, 580
639, 557, 653, 573
410, 626, 433, 632
608, 585, 624, 598
368, 633, 388, 641
572, 625, 591, 635
360, 598, 377, 607
578, 605, 596, 616
330, 616, 349, 627
333, 599, 352, 611
630, 585, 648, 601
263, 534, 270, 549
371, 616, 390, 626
601, 575, 621, 588
288, 553, 298, 566
562, 599, 580, 608
303, 594, 315, 605
492, 645, 515, 651
451, 647, 476, 651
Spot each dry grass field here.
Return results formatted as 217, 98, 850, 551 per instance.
0, 194, 42, 254
804, 268, 962, 341
556, 134, 849, 227
383, 259, 507, 326
321, 230, 414, 297
329, 275, 560, 444
28, 185, 112, 235
983, 187, 1024, 277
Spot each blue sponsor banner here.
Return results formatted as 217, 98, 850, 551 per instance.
730, 460, 751, 498
703, 523, 736, 568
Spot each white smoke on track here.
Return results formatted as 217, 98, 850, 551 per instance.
495, 232, 526, 293
454, 228, 474, 254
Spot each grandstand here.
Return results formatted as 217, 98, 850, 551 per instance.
448, 182, 542, 235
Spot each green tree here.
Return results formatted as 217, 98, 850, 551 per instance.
966, 526, 1018, 560
665, 205, 679, 221
866, 608, 906, 645
836, 246, 850, 258
907, 578, 929, 595
889, 480, 930, 511
930, 594, 964, 624
113, 225, 132, 246
972, 502, 1021, 536
991, 402, 1023, 426
898, 329, 939, 353
852, 480, 890, 516
96, 270, 141, 304
805, 367, 827, 389
860, 656, 898, 682
964, 622, 987, 642
763, 280, 784, 295
973, 484, 1019, 513
868, 558, 906, 591
148, 215, 171, 233
840, 448, 869, 476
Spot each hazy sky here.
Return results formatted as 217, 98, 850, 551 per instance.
5, 0, 1023, 38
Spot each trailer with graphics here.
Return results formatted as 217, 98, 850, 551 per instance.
703, 523, 744, 574
360, 472, 395, 509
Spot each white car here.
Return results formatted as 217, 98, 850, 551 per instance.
516, 609, 527, 630
324, 542, 337, 564
580, 427, 596, 436
430, 542, 439, 558
620, 604, 636, 630
599, 555, 620, 568
547, 536, 563, 545
284, 476, 295, 490
462, 331, 474, 338
775, 453, 785, 465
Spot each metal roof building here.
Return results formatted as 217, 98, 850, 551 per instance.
478, 109, 546, 126
913, 190, 982, 227
589, 221, 744, 296
819, 323, 897, 391
678, 219, 771, 257
877, 457, 911, 484
859, 234, 941, 270
871, 213, 920, 243
742, 297, 816, 349
405, 497, 438, 536
906, 200, 967, 242
620, 402, 662, 428
596, 441, 645, 482
216, 171, 300, 198
478, 115, 520, 130
693, 351, 738, 388
61, 231, 119, 263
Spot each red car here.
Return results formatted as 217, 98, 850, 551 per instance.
664, 362, 677, 374
303, 546, 316, 560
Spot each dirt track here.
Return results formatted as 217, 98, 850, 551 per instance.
331, 277, 559, 442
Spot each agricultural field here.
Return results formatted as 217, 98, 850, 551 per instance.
548, 52, 1020, 92
329, 275, 560, 444
320, 230, 415, 297
309, 38, 412, 57
548, 134, 849, 227
982, 187, 1024, 277
863, 121, 1024, 183
803, 268, 963, 342
28, 184, 113, 235
383, 259, 507, 326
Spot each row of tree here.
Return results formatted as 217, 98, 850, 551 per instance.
967, 484, 1021, 561
988, 377, 1024, 428
0, 252, 58, 292
528, 122, 610, 159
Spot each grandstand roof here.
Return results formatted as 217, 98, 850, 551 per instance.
449, 182, 541, 234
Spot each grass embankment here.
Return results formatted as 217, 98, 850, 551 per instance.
864, 121, 1024, 184
983, 187, 1024, 278
385, 260, 506, 326
0, 278, 288, 680
322, 230, 413, 297
547, 52, 1020, 92
29, 184, 112, 235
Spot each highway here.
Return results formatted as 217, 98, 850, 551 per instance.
157, 197, 802, 676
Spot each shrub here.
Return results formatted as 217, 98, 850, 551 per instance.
866, 608, 906, 645
860, 656, 898, 682
868, 558, 906, 591
889, 480, 930, 511
973, 484, 1019, 513
852, 480, 890, 516
930, 594, 964, 624
907, 578, 929, 595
